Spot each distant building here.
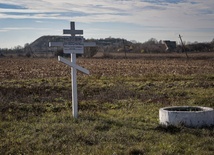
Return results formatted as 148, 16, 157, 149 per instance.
163, 40, 177, 52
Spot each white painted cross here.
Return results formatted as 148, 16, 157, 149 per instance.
49, 21, 96, 118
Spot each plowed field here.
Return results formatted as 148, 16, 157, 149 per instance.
0, 52, 214, 80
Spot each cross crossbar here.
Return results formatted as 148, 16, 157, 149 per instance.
58, 56, 89, 75
63, 30, 83, 35
49, 42, 96, 48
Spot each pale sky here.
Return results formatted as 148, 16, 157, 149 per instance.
0, 0, 214, 48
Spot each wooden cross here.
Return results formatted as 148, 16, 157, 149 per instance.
49, 21, 96, 118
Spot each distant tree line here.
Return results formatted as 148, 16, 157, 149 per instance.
102, 37, 214, 53
1, 38, 214, 58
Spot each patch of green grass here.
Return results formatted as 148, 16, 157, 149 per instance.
0, 73, 213, 154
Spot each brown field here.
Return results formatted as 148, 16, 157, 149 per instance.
1, 52, 214, 80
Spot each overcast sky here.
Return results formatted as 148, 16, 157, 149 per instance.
0, 0, 214, 48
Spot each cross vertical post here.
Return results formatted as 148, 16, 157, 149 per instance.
70, 22, 77, 118
66, 22, 82, 118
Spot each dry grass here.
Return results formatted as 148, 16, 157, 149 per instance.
0, 52, 214, 80
0, 52, 214, 154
